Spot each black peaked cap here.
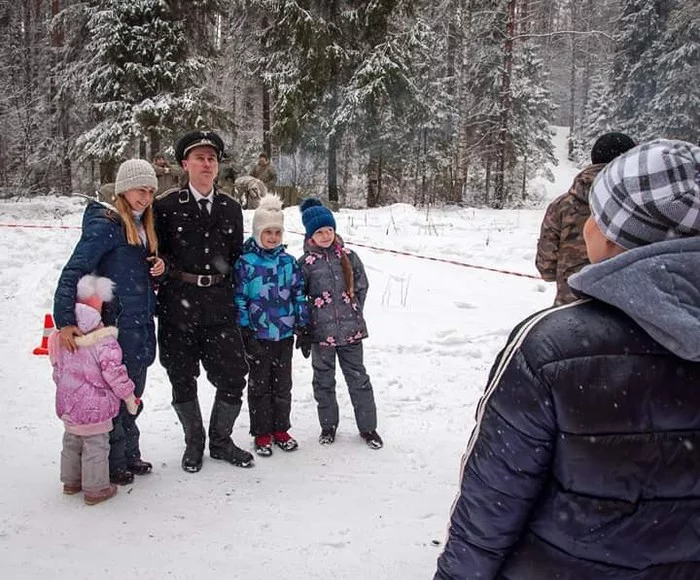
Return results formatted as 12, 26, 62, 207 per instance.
175, 131, 225, 163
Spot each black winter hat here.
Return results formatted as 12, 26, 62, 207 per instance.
590, 132, 636, 165
175, 131, 225, 164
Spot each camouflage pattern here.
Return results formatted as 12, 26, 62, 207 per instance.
153, 162, 182, 195
535, 164, 604, 305
233, 175, 267, 209
249, 159, 277, 189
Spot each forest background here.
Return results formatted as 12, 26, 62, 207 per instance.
0, 0, 697, 208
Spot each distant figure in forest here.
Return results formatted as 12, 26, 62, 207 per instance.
233, 175, 267, 209
536, 132, 636, 305
152, 152, 181, 195
249, 152, 277, 190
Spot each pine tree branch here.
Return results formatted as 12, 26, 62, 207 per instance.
511, 29, 614, 42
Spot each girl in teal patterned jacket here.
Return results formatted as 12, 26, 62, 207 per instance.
234, 195, 308, 456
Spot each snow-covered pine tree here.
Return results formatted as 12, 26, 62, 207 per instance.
578, 73, 616, 158
507, 42, 557, 204
649, 0, 699, 142
73, 0, 227, 183
609, 0, 670, 141
332, 2, 436, 207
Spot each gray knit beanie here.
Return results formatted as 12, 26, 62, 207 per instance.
114, 159, 158, 196
590, 139, 700, 249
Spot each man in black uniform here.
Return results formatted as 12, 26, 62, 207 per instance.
154, 130, 253, 472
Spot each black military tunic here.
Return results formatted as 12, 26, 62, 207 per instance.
154, 187, 248, 404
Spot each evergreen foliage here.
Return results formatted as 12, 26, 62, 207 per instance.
0, 0, 694, 205
72, 0, 227, 175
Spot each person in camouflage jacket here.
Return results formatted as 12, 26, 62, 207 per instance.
535, 165, 602, 305
536, 132, 636, 305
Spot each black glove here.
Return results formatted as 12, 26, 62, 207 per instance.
295, 329, 312, 359
241, 327, 264, 362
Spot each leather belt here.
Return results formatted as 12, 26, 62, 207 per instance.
170, 270, 227, 287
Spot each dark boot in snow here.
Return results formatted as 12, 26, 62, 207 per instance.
173, 400, 206, 473
109, 468, 134, 485
209, 400, 254, 468
360, 430, 384, 450
318, 426, 336, 445
128, 459, 153, 475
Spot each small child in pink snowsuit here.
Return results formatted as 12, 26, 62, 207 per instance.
49, 275, 139, 505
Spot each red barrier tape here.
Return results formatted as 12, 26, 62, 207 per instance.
286, 229, 540, 280
0, 222, 540, 281
0, 223, 80, 230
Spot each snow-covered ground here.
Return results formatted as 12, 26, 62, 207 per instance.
0, 130, 580, 579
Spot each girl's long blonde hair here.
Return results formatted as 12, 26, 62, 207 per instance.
114, 195, 158, 255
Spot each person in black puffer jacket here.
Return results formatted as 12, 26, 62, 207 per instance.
435, 139, 700, 580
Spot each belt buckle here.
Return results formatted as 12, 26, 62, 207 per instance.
197, 274, 212, 287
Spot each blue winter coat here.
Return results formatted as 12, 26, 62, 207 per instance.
53, 201, 157, 371
234, 238, 308, 341
436, 237, 700, 580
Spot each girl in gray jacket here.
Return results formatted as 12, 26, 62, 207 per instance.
297, 199, 383, 449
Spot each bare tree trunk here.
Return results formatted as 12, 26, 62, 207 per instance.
421, 127, 427, 206
150, 130, 161, 160
484, 154, 491, 206
262, 85, 271, 157
367, 152, 381, 208
493, 0, 516, 208
261, 15, 271, 158
568, 0, 577, 158
328, 132, 338, 202
100, 160, 116, 185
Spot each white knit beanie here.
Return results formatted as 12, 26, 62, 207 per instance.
252, 194, 284, 246
114, 159, 158, 196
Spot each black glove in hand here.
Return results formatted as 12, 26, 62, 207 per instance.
241, 327, 264, 362
295, 329, 312, 359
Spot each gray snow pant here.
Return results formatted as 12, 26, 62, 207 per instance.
61, 431, 110, 493
311, 342, 377, 433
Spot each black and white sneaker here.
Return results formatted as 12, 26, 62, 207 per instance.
273, 432, 299, 452
318, 427, 336, 445
360, 430, 384, 450
254, 435, 273, 457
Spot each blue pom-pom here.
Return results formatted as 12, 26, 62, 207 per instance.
300, 197, 323, 213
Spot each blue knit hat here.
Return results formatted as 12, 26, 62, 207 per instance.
300, 198, 336, 237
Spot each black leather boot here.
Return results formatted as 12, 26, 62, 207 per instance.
127, 459, 153, 475
208, 399, 254, 468
173, 400, 206, 473
110, 468, 134, 485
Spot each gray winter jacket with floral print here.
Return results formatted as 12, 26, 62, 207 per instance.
298, 238, 369, 346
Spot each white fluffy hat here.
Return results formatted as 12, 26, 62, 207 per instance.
252, 194, 284, 246
76, 274, 115, 309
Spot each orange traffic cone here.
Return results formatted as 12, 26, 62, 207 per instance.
33, 313, 55, 356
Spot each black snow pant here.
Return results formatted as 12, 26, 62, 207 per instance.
247, 337, 294, 436
311, 341, 377, 433
109, 364, 146, 473
158, 321, 248, 406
